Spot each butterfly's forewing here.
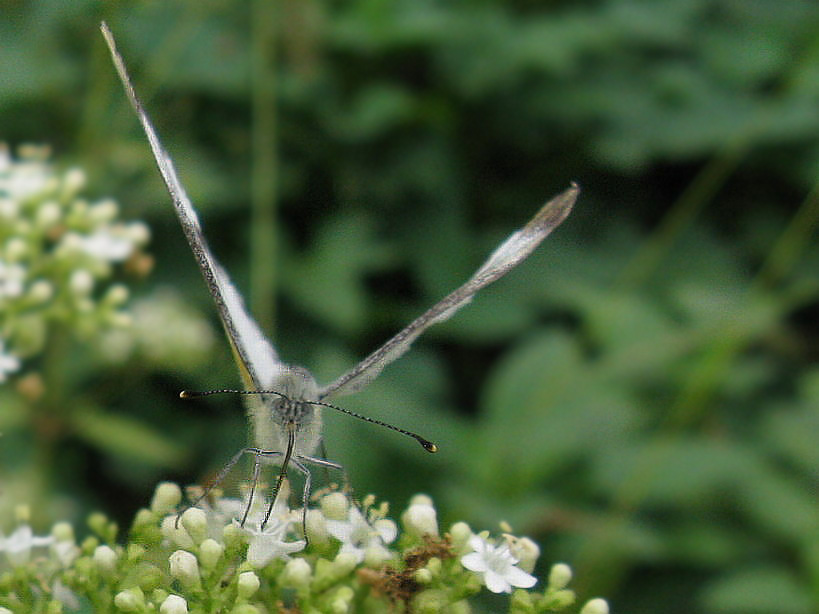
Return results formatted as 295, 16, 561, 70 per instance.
318, 183, 579, 400
100, 23, 285, 449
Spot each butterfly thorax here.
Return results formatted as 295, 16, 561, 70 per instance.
257, 366, 322, 457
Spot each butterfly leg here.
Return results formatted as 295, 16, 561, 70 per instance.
240, 450, 267, 526
176, 446, 265, 527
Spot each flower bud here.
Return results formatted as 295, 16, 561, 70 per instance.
160, 516, 195, 550
580, 598, 609, 614
304, 508, 329, 546
69, 270, 94, 296
509, 536, 539, 573
320, 493, 349, 521
199, 539, 224, 570
180, 508, 208, 545
62, 168, 86, 196
329, 586, 354, 614
52, 522, 74, 542
89, 199, 118, 224
104, 284, 129, 307
151, 482, 182, 515
281, 558, 312, 589
547, 590, 576, 609
113, 588, 144, 612
448, 522, 472, 553
548, 562, 572, 590
412, 589, 447, 614
159, 594, 188, 614
93, 545, 118, 575
169, 550, 201, 589
402, 500, 438, 539
128, 221, 151, 245
237, 571, 261, 599
333, 552, 358, 576
413, 568, 432, 585
5, 237, 28, 260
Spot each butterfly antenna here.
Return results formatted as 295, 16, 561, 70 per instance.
180, 389, 438, 453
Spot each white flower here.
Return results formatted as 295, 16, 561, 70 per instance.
242, 515, 306, 568
0, 524, 54, 567
77, 230, 135, 262
238, 492, 305, 568
325, 505, 397, 565
0, 341, 20, 383
461, 534, 537, 594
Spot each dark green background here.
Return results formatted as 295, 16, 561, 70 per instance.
1, 1, 818, 612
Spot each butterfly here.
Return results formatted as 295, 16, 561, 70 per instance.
100, 22, 579, 529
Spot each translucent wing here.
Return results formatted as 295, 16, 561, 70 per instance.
318, 183, 579, 400
100, 24, 288, 444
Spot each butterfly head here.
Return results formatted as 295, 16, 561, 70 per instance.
266, 366, 322, 455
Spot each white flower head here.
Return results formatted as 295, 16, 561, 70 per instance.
77, 229, 135, 262
325, 504, 397, 565
237, 490, 305, 568
461, 534, 537, 594
0, 524, 54, 567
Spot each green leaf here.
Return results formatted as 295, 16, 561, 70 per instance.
70, 404, 188, 468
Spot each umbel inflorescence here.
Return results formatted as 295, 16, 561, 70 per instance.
0, 143, 150, 382
0, 482, 609, 614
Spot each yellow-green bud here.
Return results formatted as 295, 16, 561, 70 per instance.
69, 270, 94, 296
199, 539, 224, 570
305, 508, 330, 546
281, 558, 312, 589
449, 522, 472, 553
412, 589, 447, 614
320, 492, 349, 520
425, 557, 442, 576
413, 568, 433, 585
510, 536, 539, 573
330, 586, 354, 614
237, 571, 261, 599
151, 482, 182, 515
93, 545, 118, 575
52, 522, 74, 542
160, 516, 194, 550
548, 563, 572, 590
113, 588, 144, 612
580, 598, 609, 614
15, 504, 30, 523
180, 508, 208, 545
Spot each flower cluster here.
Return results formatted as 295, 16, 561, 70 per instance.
0, 482, 608, 614
95, 287, 216, 371
0, 143, 150, 382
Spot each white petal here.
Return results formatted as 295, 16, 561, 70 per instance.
484, 569, 512, 594
506, 566, 537, 589
460, 552, 488, 572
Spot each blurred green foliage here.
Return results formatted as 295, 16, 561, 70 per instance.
1, 0, 818, 612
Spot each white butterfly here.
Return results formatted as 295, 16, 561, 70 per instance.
100, 22, 579, 526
